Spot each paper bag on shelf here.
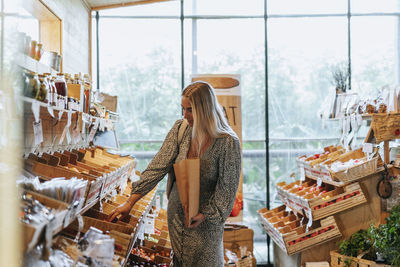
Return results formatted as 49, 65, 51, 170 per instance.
173, 158, 200, 227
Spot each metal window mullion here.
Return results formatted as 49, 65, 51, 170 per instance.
348, 0, 352, 90
96, 11, 100, 90
191, 0, 197, 76
265, 0, 272, 266
1, 0, 4, 78
180, 0, 184, 90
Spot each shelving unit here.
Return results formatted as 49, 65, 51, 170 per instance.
16, 53, 57, 74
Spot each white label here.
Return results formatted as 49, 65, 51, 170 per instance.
300, 167, 305, 181
58, 110, 64, 121
363, 143, 373, 154
72, 127, 81, 144
306, 208, 313, 232
99, 118, 105, 131
47, 105, 55, 118
345, 117, 351, 133
59, 126, 67, 145
350, 113, 356, 128
31, 100, 40, 123
66, 127, 71, 144
88, 119, 99, 142
317, 178, 322, 187
67, 111, 72, 128
33, 120, 43, 145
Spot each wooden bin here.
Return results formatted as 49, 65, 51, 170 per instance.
258, 206, 342, 255
330, 250, 391, 267
277, 181, 367, 220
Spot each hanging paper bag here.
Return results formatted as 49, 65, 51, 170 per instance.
173, 158, 200, 227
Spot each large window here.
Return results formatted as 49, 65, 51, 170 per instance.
94, 1, 400, 265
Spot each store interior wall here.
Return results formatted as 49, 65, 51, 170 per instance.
40, 0, 90, 74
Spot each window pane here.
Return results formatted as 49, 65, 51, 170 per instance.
351, 0, 400, 13
268, 17, 347, 209
4, 0, 20, 12
99, 1, 180, 16
18, 8, 39, 41
268, 0, 347, 15
268, 17, 347, 137
351, 16, 398, 96
184, 0, 264, 16
98, 18, 181, 141
184, 18, 267, 263
184, 19, 266, 140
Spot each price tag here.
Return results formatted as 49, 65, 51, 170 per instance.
145, 213, 155, 234
345, 117, 351, 134
67, 111, 72, 128
363, 143, 373, 154
99, 118, 105, 131
306, 209, 313, 232
47, 105, 55, 118
59, 126, 67, 145
300, 167, 305, 181
72, 127, 81, 144
350, 114, 356, 128
317, 177, 322, 187
156, 195, 161, 213
58, 110, 64, 121
88, 119, 99, 142
31, 100, 40, 123
33, 120, 43, 145
66, 127, 71, 144
74, 214, 84, 242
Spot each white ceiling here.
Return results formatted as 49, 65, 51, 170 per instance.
85, 0, 168, 10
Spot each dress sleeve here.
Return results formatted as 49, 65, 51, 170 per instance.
131, 120, 183, 196
200, 135, 242, 225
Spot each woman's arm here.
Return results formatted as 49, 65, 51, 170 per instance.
108, 193, 142, 222
107, 120, 184, 222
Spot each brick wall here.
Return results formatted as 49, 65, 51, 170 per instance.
41, 0, 90, 74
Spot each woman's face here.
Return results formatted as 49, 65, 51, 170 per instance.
181, 96, 194, 127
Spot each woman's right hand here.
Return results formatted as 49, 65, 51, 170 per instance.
107, 201, 133, 222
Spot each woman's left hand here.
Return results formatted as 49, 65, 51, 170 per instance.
188, 213, 205, 229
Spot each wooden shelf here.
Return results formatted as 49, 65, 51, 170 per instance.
16, 53, 57, 74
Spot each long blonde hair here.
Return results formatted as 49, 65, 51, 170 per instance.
182, 81, 237, 154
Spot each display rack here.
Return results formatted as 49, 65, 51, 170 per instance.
258, 115, 392, 266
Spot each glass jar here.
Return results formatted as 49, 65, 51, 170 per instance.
25, 72, 40, 99
37, 75, 49, 102
54, 73, 68, 109
36, 43, 44, 61
30, 40, 37, 59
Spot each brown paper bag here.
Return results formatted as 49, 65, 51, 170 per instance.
173, 158, 200, 227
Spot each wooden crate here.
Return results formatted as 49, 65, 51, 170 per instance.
330, 250, 391, 267
277, 181, 367, 221
258, 206, 341, 255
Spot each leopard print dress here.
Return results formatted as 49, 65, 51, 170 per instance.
131, 120, 242, 267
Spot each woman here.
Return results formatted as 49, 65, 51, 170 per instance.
108, 81, 242, 267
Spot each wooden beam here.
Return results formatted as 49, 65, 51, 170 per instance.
384, 140, 390, 164
24, 0, 61, 21
91, 0, 173, 11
